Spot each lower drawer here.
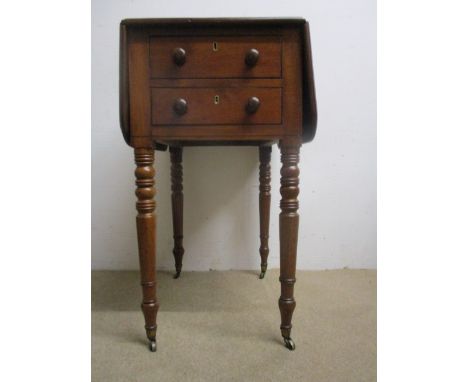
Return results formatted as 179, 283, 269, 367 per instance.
151, 88, 282, 125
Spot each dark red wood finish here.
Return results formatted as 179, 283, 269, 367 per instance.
151, 87, 282, 125
134, 148, 159, 349
258, 146, 272, 279
170, 147, 184, 279
119, 18, 317, 352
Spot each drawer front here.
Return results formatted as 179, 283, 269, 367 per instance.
149, 36, 281, 79
151, 88, 282, 125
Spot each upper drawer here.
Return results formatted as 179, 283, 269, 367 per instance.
149, 36, 282, 79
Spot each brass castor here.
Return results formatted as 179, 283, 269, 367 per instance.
283, 337, 295, 351
173, 271, 181, 279
259, 264, 267, 279
149, 340, 157, 352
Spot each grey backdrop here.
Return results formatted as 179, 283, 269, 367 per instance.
92, 0, 376, 270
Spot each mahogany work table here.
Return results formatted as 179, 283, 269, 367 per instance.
119, 18, 317, 352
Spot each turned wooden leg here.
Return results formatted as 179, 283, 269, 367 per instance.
278, 139, 301, 351
134, 148, 159, 352
258, 146, 272, 279
170, 147, 184, 279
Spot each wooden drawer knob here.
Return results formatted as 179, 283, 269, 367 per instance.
245, 49, 259, 67
245, 96, 260, 114
173, 98, 188, 115
173, 48, 186, 66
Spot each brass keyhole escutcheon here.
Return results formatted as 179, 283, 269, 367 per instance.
213, 42, 218, 51
214, 95, 220, 104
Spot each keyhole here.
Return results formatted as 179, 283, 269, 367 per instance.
213, 42, 218, 51
214, 95, 220, 104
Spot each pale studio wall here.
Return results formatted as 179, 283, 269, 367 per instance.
91, 0, 376, 270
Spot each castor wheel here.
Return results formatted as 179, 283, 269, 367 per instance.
149, 340, 157, 352
283, 337, 296, 351
173, 271, 181, 279
259, 265, 267, 279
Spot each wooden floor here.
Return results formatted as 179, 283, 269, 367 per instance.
92, 269, 376, 382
